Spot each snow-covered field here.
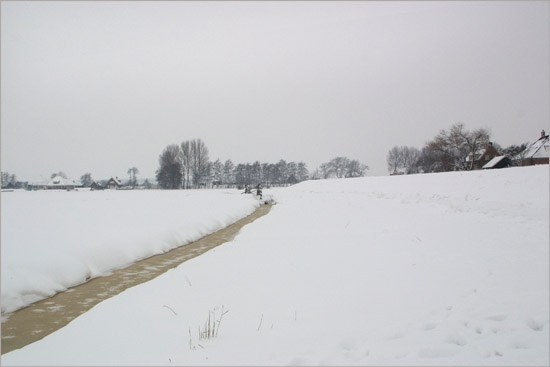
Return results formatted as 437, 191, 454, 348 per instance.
1, 189, 260, 314
2, 166, 549, 365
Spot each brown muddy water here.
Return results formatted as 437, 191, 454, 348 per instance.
1, 203, 272, 354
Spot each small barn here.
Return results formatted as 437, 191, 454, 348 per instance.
482, 155, 512, 169
466, 142, 500, 170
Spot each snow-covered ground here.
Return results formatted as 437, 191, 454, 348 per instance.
1, 189, 260, 315
2, 166, 549, 365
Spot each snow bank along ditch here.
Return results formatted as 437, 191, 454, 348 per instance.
1, 191, 271, 354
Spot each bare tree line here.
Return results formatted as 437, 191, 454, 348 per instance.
155, 139, 312, 190
386, 122, 530, 174
155, 139, 370, 189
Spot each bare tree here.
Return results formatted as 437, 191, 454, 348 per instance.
328, 157, 350, 178
452, 123, 491, 170
503, 143, 529, 166
211, 159, 224, 185
386, 146, 402, 175
191, 139, 210, 188
345, 159, 369, 177
276, 160, 288, 184
296, 162, 309, 182
181, 141, 192, 189
223, 159, 235, 185
127, 167, 139, 187
425, 123, 490, 171
318, 157, 368, 179
80, 173, 93, 187
51, 171, 68, 179
1, 171, 10, 187
387, 146, 421, 174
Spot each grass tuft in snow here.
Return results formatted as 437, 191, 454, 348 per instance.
198, 305, 229, 342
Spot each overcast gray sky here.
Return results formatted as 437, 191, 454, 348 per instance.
1, 1, 548, 182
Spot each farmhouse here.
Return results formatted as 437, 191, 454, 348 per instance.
40, 176, 79, 190
105, 177, 122, 189
522, 130, 549, 166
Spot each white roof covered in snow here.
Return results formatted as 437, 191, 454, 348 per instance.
47, 176, 77, 186
524, 135, 549, 159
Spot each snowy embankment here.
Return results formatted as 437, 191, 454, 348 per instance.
2, 166, 549, 365
1, 189, 260, 315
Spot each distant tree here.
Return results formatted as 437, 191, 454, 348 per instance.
51, 171, 68, 179
276, 160, 288, 184
251, 161, 262, 183
319, 162, 332, 179
223, 159, 235, 185
425, 123, 491, 171
502, 143, 529, 166
318, 157, 368, 179
234, 163, 248, 187
211, 159, 224, 185
386, 146, 421, 174
387, 146, 401, 175
1, 171, 10, 187
191, 139, 210, 188
156, 144, 183, 189
416, 146, 443, 173
296, 162, 309, 182
328, 157, 350, 178
80, 173, 93, 187
143, 179, 153, 189
261, 163, 271, 185
127, 167, 139, 187
287, 162, 298, 182
345, 159, 369, 177
181, 141, 192, 189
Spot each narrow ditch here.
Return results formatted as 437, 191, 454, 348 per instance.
1, 203, 272, 354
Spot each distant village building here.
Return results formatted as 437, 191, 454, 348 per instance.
46, 176, 79, 190
26, 175, 80, 190
465, 142, 500, 170
522, 130, 549, 166
90, 181, 104, 191
105, 177, 122, 189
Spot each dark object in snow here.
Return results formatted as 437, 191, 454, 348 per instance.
256, 184, 263, 199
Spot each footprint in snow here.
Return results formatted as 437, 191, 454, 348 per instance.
423, 322, 437, 331
526, 318, 544, 331
485, 314, 507, 322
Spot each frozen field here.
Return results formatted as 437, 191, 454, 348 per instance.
2, 165, 549, 365
1, 189, 260, 315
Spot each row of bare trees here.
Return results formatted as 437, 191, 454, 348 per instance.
387, 122, 529, 174
155, 139, 312, 189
